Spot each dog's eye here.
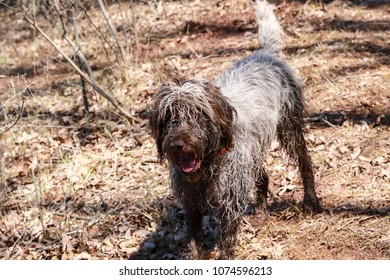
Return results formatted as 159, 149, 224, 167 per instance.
170, 120, 180, 128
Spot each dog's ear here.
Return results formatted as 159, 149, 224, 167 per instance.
148, 86, 172, 162
204, 82, 235, 148
148, 108, 165, 161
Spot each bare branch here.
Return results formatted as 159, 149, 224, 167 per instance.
130, 0, 139, 63
22, 10, 134, 122
116, 0, 130, 57
53, 0, 90, 125
78, 3, 118, 64
97, 0, 126, 60
70, 4, 90, 125
0, 82, 30, 111
0, 100, 24, 136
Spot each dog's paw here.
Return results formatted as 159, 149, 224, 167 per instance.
302, 201, 323, 214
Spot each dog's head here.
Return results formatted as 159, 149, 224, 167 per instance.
149, 78, 235, 174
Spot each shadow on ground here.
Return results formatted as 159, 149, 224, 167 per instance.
128, 195, 389, 260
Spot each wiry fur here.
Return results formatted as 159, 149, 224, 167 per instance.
149, 0, 321, 259
256, 0, 283, 53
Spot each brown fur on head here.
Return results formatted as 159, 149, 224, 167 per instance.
148, 79, 235, 174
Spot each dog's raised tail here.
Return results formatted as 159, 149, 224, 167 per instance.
255, 0, 283, 53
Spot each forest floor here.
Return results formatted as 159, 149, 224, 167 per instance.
0, 0, 389, 260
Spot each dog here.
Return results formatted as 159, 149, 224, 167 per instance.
148, 0, 321, 259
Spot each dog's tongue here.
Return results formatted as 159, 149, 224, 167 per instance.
178, 158, 201, 173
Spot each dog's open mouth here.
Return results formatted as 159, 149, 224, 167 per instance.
178, 157, 201, 173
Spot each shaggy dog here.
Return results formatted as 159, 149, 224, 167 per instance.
149, 0, 321, 259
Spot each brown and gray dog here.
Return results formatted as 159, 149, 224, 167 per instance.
148, 0, 321, 259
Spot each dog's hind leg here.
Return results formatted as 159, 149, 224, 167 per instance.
277, 103, 322, 213
294, 130, 322, 213
255, 167, 269, 213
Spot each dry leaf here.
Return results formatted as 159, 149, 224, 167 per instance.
62, 234, 74, 254
351, 147, 361, 160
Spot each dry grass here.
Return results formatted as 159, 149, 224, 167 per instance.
0, 0, 389, 260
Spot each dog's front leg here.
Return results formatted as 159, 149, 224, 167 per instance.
185, 206, 204, 259
217, 217, 240, 260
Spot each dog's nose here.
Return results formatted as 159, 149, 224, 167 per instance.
169, 140, 185, 151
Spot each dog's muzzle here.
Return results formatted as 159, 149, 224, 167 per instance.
166, 139, 202, 173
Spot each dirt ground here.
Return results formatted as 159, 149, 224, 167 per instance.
0, 0, 389, 260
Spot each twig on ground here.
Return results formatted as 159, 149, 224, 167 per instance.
52, 212, 93, 221
5, 232, 26, 259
